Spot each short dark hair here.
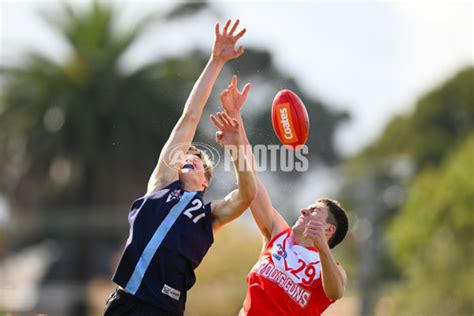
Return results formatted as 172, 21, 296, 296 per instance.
318, 198, 349, 249
186, 145, 214, 185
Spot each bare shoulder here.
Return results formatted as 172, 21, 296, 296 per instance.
146, 176, 179, 196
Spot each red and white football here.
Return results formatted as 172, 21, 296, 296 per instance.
271, 89, 309, 149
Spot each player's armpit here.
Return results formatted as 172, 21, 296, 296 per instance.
270, 210, 291, 242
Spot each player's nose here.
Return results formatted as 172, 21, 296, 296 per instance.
300, 208, 309, 216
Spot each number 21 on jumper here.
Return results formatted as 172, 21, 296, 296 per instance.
183, 199, 205, 223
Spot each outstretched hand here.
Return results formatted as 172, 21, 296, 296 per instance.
212, 19, 246, 63
210, 112, 242, 148
221, 75, 251, 115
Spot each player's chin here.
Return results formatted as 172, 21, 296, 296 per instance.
180, 170, 205, 184
179, 171, 196, 182
292, 219, 305, 233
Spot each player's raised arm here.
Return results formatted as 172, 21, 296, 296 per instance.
221, 76, 290, 243
147, 20, 247, 195
209, 112, 257, 232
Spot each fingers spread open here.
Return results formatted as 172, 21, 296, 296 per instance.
234, 28, 246, 41
223, 19, 231, 34
218, 112, 231, 126
229, 19, 240, 36
210, 114, 224, 130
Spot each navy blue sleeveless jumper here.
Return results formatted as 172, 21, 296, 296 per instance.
113, 180, 214, 314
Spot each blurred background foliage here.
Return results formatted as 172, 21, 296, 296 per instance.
339, 67, 474, 315
0, 1, 472, 316
387, 134, 474, 316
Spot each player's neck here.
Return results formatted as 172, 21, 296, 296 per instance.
181, 182, 204, 192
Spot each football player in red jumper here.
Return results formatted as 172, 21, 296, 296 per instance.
214, 75, 349, 316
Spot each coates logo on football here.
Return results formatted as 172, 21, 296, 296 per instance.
275, 103, 298, 142
163, 142, 221, 172
272, 89, 309, 150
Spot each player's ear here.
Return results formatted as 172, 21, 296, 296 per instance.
325, 224, 336, 236
202, 178, 209, 189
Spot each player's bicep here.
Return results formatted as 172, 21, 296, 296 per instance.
211, 190, 248, 233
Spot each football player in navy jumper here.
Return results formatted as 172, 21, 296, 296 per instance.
104, 20, 257, 316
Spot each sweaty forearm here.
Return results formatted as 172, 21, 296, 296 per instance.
319, 247, 346, 300
226, 111, 257, 173
230, 140, 257, 203
226, 110, 277, 240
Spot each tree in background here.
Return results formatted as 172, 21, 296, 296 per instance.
363, 67, 473, 169
387, 135, 474, 316
0, 1, 347, 213
3, 0, 472, 315
0, 1, 346, 314
0, 2, 167, 314
0, 1, 166, 208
